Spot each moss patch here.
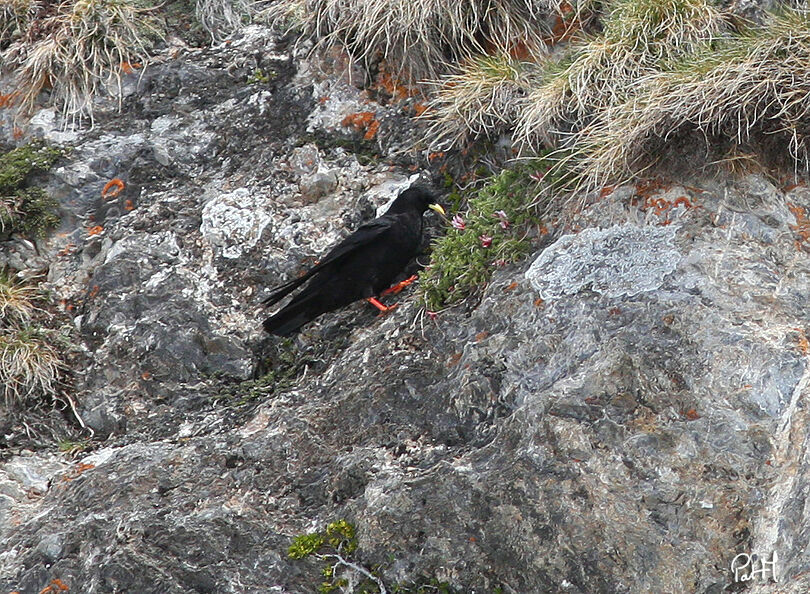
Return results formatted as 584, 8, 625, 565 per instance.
0, 143, 63, 239
288, 519, 459, 594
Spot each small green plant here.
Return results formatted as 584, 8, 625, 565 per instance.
288, 520, 461, 593
213, 338, 303, 405
0, 143, 63, 239
420, 159, 555, 310
247, 67, 274, 84
289, 520, 378, 593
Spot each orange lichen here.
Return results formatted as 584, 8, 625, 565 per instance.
101, 178, 125, 199
447, 352, 462, 368
373, 68, 418, 101
124, 199, 135, 211
341, 111, 380, 139
534, 298, 544, 308
413, 103, 428, 117
363, 119, 380, 140
784, 181, 806, 192
88, 285, 99, 299
788, 203, 810, 245
797, 328, 809, 355
503, 281, 519, 292
684, 409, 700, 421
39, 578, 70, 593
87, 225, 104, 236
62, 463, 95, 483
120, 61, 142, 74
12, 127, 23, 140
57, 243, 76, 257
475, 331, 489, 342
428, 152, 445, 162
0, 91, 19, 108
673, 196, 692, 208
598, 185, 615, 199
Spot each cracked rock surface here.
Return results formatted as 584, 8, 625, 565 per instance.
0, 20, 809, 594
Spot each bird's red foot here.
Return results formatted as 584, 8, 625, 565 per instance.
381, 274, 418, 296
367, 297, 398, 313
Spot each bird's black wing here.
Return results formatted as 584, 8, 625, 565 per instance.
263, 217, 395, 307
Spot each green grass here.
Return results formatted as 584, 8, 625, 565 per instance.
420, 159, 557, 310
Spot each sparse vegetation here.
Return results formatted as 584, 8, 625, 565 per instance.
0, 143, 67, 409
0, 270, 66, 409
562, 6, 810, 189
196, 0, 253, 41
213, 337, 303, 405
0, 325, 62, 408
518, 0, 728, 148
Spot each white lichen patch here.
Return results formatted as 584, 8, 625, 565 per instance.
200, 188, 274, 259
526, 223, 682, 300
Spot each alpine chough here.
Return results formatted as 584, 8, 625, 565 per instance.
263, 187, 445, 336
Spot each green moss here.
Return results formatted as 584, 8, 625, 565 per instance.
289, 532, 326, 560
288, 519, 477, 593
420, 158, 558, 310
213, 338, 302, 405
0, 143, 63, 239
247, 67, 276, 84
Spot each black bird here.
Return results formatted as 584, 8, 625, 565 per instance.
263, 187, 445, 336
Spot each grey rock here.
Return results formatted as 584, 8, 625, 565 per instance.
299, 167, 339, 202
525, 223, 681, 299
3, 13, 810, 594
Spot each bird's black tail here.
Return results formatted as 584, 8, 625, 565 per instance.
263, 293, 320, 336
262, 274, 311, 307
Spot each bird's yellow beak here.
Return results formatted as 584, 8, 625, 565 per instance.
428, 203, 446, 216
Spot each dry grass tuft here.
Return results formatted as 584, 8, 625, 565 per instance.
565, 6, 810, 189
0, 272, 63, 408
196, 0, 253, 41
2, 0, 162, 126
0, 0, 35, 48
266, 0, 557, 81
0, 328, 62, 408
518, 0, 729, 146
0, 273, 39, 323
424, 54, 539, 148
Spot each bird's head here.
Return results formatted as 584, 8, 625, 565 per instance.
386, 187, 446, 217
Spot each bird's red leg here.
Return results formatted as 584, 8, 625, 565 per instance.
380, 274, 418, 296
367, 297, 398, 313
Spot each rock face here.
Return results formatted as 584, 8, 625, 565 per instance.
1, 20, 809, 594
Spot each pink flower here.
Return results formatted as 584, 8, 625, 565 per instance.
479, 234, 493, 248
426, 310, 438, 320
492, 210, 510, 229
451, 214, 466, 230
492, 258, 507, 267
